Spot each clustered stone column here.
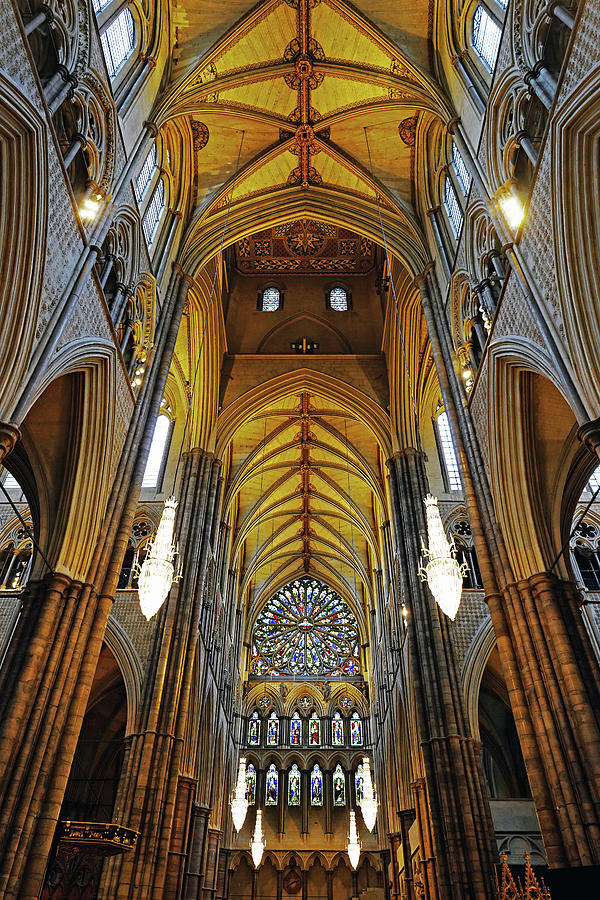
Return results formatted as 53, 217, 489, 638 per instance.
387, 448, 498, 900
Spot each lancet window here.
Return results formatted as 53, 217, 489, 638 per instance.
288, 764, 301, 806
267, 711, 279, 745
310, 764, 323, 806
443, 176, 464, 238
350, 712, 363, 746
290, 711, 302, 745
246, 763, 256, 804
100, 8, 135, 79
265, 763, 279, 805
355, 764, 364, 804
308, 712, 320, 745
142, 180, 166, 246
136, 144, 159, 202
142, 412, 172, 489
332, 764, 346, 806
332, 711, 344, 745
472, 6, 502, 72
436, 411, 462, 491
248, 711, 260, 746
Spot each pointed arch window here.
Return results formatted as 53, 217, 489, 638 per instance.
435, 411, 461, 491
92, 0, 111, 12
260, 287, 281, 312
288, 763, 301, 806
142, 413, 172, 488
142, 180, 166, 246
265, 763, 279, 805
327, 286, 350, 311
310, 764, 323, 806
333, 764, 346, 806
443, 177, 463, 238
451, 144, 471, 196
309, 712, 320, 746
588, 466, 600, 491
350, 712, 363, 746
332, 711, 344, 746
100, 8, 135, 78
574, 549, 600, 591
246, 763, 256, 805
472, 6, 502, 72
290, 711, 302, 746
248, 711, 260, 746
136, 144, 158, 202
267, 711, 279, 745
355, 764, 364, 805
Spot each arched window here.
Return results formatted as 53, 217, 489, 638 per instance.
355, 764, 364, 804
310, 764, 323, 806
135, 144, 158, 202
290, 711, 302, 745
451, 519, 483, 589
332, 711, 344, 745
259, 287, 281, 312
435, 411, 461, 491
267, 711, 279, 745
117, 519, 154, 589
142, 413, 172, 489
100, 8, 135, 79
92, 0, 111, 11
248, 711, 260, 746
443, 176, 463, 238
142, 180, 166, 246
265, 763, 279, 805
327, 286, 349, 311
309, 712, 320, 745
246, 763, 256, 804
250, 578, 361, 677
451, 143, 471, 196
350, 712, 363, 746
472, 6, 502, 72
588, 466, 600, 491
288, 763, 301, 806
333, 764, 346, 806
574, 549, 600, 591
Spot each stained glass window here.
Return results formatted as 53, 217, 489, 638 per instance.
261, 287, 281, 311
329, 287, 348, 311
288, 763, 301, 806
248, 711, 260, 746
100, 8, 135, 78
250, 578, 361, 677
333, 764, 346, 806
332, 711, 344, 745
290, 711, 302, 745
436, 411, 461, 491
246, 763, 256, 805
350, 712, 363, 746
265, 763, 279, 805
267, 711, 279, 745
355, 764, 364, 805
311, 764, 323, 806
309, 712, 320, 745
136, 144, 158, 202
472, 6, 502, 72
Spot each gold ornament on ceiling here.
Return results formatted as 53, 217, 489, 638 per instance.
398, 115, 418, 147
190, 120, 209, 151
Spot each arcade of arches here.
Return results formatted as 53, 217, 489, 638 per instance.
1, 0, 600, 897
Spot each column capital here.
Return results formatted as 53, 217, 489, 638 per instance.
143, 120, 159, 138
0, 423, 21, 462
413, 262, 434, 288
578, 417, 600, 457
446, 116, 460, 135
172, 262, 194, 287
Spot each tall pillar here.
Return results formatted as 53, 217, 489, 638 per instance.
387, 448, 497, 900
202, 827, 222, 900
183, 804, 211, 900
0, 268, 194, 898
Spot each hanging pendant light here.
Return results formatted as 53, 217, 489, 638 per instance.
347, 810, 361, 869
230, 756, 249, 832
359, 757, 378, 832
419, 494, 467, 620
250, 809, 265, 867
137, 496, 180, 620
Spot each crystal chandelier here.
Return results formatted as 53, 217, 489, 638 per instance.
360, 757, 378, 832
419, 494, 467, 621
347, 810, 361, 869
230, 757, 248, 832
137, 496, 180, 620
250, 809, 265, 868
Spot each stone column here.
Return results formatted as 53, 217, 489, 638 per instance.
164, 775, 196, 898
387, 448, 498, 900
183, 804, 211, 900
202, 827, 222, 900
0, 423, 21, 464
387, 834, 401, 900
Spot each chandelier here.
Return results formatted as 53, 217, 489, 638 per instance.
346, 810, 361, 869
360, 757, 378, 832
137, 496, 180, 619
419, 494, 467, 621
230, 757, 248, 832
250, 809, 265, 867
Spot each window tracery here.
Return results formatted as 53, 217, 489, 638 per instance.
117, 517, 153, 589
250, 578, 360, 677
571, 519, 600, 591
